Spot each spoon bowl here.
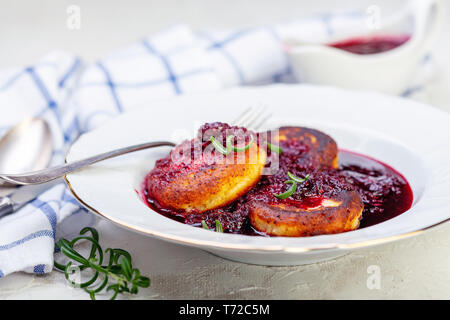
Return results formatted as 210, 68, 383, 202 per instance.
0, 118, 52, 187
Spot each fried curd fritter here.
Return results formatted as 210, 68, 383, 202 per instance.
146, 123, 266, 212
146, 123, 364, 236
247, 126, 363, 236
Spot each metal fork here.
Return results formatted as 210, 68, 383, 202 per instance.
0, 107, 271, 186
233, 105, 272, 131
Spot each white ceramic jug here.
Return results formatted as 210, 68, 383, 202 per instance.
285, 0, 444, 95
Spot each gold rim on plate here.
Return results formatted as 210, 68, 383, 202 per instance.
64, 174, 450, 253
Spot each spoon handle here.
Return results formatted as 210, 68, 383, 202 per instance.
0, 141, 176, 186
0, 197, 14, 218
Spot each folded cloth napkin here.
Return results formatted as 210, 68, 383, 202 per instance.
0, 11, 432, 278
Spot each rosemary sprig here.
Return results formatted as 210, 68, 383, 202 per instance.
202, 219, 224, 232
201, 220, 210, 230
273, 180, 297, 199
273, 172, 310, 200
210, 135, 253, 155
287, 172, 310, 183
54, 227, 150, 300
232, 135, 254, 152
267, 142, 282, 154
215, 220, 224, 233
210, 135, 233, 155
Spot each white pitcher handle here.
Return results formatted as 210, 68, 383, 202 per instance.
412, 0, 444, 51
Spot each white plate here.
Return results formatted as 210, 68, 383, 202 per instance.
65, 85, 450, 266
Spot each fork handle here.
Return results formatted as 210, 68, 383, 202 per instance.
0, 141, 176, 186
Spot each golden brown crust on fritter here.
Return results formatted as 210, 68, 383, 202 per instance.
249, 191, 363, 237
149, 142, 266, 212
276, 126, 338, 168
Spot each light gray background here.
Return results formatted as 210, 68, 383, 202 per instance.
1, 0, 449, 110
0, 0, 449, 299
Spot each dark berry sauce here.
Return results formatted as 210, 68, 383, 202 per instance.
329, 34, 411, 54
338, 150, 413, 228
142, 124, 413, 236
142, 148, 413, 235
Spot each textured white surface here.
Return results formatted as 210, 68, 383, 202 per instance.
0, 219, 449, 300
0, 0, 449, 299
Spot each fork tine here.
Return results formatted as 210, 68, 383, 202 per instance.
232, 105, 271, 130
243, 106, 268, 129
239, 106, 264, 127
233, 106, 257, 127
251, 111, 272, 130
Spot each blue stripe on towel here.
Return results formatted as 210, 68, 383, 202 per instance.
25, 66, 61, 125
63, 116, 80, 142
0, 62, 61, 92
80, 66, 214, 89
316, 10, 363, 36
215, 50, 245, 84
25, 67, 56, 107
97, 62, 123, 113
59, 58, 81, 88
401, 85, 423, 97
423, 53, 431, 63
199, 32, 245, 84
51, 149, 65, 160
0, 230, 54, 251
318, 13, 334, 36
61, 188, 83, 206
266, 26, 292, 81
30, 199, 57, 239
141, 39, 182, 94
0, 70, 24, 91
207, 29, 251, 49
33, 264, 46, 275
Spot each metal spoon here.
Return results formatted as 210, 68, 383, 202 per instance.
0, 118, 53, 176
0, 118, 53, 217
0, 118, 53, 187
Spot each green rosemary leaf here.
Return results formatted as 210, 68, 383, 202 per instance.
210, 135, 232, 155
273, 180, 297, 199
287, 172, 310, 183
267, 142, 282, 154
211, 134, 253, 155
232, 135, 254, 152
215, 220, 224, 233
201, 220, 210, 230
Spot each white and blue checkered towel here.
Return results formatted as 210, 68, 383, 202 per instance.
0, 12, 433, 278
